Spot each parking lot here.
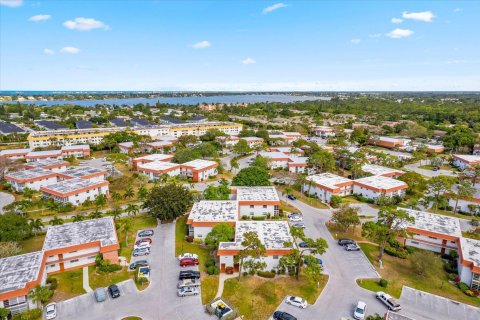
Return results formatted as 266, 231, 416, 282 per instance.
56, 223, 210, 320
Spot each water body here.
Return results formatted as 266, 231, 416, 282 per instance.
0, 94, 330, 107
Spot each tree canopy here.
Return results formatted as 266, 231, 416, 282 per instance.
144, 184, 193, 221
232, 166, 270, 186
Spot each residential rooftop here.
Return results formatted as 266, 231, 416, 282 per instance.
134, 154, 174, 162
155, 135, 178, 141
41, 178, 106, 195
258, 151, 290, 160
0, 121, 25, 134
306, 173, 352, 190
137, 161, 180, 171
0, 252, 43, 294
27, 150, 62, 157
23, 159, 69, 169
189, 200, 238, 222
460, 237, 480, 268
271, 147, 303, 153
5, 168, 56, 181
219, 221, 292, 250
354, 175, 407, 191
182, 159, 218, 170
288, 156, 308, 165
361, 164, 404, 176
60, 166, 107, 179
453, 154, 480, 163
402, 208, 462, 237
235, 186, 280, 202
61, 144, 90, 151
43, 216, 117, 250
0, 148, 31, 156
148, 140, 173, 147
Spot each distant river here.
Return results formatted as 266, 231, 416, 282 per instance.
1, 94, 330, 107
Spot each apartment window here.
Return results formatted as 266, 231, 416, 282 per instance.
411, 241, 419, 245
428, 236, 437, 240
50, 264, 56, 267
250, 205, 254, 208
263, 205, 267, 209
273, 256, 279, 259
70, 259, 79, 263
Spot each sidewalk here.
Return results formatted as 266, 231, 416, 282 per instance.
214, 272, 238, 298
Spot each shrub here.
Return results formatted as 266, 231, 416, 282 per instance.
464, 290, 475, 297
205, 259, 215, 268
251, 216, 266, 221
193, 238, 203, 244
242, 272, 248, 277
443, 264, 458, 274
241, 215, 249, 220
11, 309, 42, 320
457, 282, 470, 292
330, 195, 343, 208
98, 261, 122, 273
384, 247, 407, 259
378, 279, 388, 288
225, 266, 234, 275
448, 273, 458, 281
257, 271, 275, 278
454, 276, 461, 283
405, 246, 416, 254
206, 265, 220, 275
46, 277, 58, 290
185, 236, 194, 243
449, 250, 459, 259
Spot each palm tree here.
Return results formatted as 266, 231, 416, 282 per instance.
23, 187, 35, 200
94, 194, 107, 208
29, 218, 44, 236
111, 191, 122, 202
89, 209, 103, 219
122, 217, 133, 246
230, 158, 239, 173
72, 214, 85, 222
283, 186, 294, 205
82, 198, 93, 208
28, 285, 53, 308
160, 173, 169, 184
126, 204, 139, 217
453, 180, 476, 214
137, 186, 148, 200
109, 206, 122, 221
124, 187, 134, 199
49, 216, 64, 226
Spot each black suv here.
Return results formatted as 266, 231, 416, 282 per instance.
179, 270, 201, 280
107, 284, 120, 298
129, 260, 148, 270
338, 238, 356, 246
273, 311, 297, 320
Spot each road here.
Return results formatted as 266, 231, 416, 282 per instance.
56, 222, 210, 320
404, 161, 457, 178
0, 191, 14, 213
274, 196, 480, 320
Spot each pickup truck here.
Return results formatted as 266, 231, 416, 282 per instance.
375, 291, 401, 311
177, 278, 201, 289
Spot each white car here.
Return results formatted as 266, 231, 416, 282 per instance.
353, 301, 367, 320
375, 291, 401, 311
177, 286, 200, 297
287, 213, 303, 222
178, 253, 198, 260
133, 242, 151, 250
45, 303, 57, 319
285, 295, 308, 309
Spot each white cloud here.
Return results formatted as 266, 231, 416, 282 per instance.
63, 17, 109, 31
368, 33, 382, 38
29, 14, 51, 22
0, 0, 22, 7
60, 47, 80, 54
43, 49, 55, 55
192, 40, 211, 49
241, 58, 256, 65
386, 28, 414, 39
402, 11, 435, 22
391, 18, 403, 24
262, 3, 287, 14
350, 39, 361, 44
453, 8, 462, 13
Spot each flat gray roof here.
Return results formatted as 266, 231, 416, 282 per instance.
235, 186, 280, 202
41, 177, 105, 194
189, 200, 238, 222
402, 208, 462, 237
61, 166, 107, 178
219, 221, 292, 250
43, 216, 118, 250
0, 252, 43, 294
24, 159, 69, 168
5, 168, 56, 181
460, 237, 480, 268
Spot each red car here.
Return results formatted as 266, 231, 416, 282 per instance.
135, 238, 152, 246
179, 258, 199, 267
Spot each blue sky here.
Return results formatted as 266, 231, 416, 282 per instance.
1, 0, 479, 91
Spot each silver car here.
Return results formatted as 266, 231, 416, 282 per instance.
177, 286, 200, 297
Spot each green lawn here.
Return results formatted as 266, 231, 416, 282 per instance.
88, 266, 133, 289
49, 269, 85, 301
358, 243, 480, 307
175, 215, 219, 302
19, 234, 46, 254
222, 275, 328, 320
326, 223, 366, 242
276, 185, 329, 209
117, 214, 158, 259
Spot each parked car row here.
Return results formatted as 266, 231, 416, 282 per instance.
93, 285, 121, 303
177, 253, 201, 297
133, 231, 154, 257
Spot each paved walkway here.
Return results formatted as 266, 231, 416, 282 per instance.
0, 191, 14, 213
82, 266, 93, 293
214, 273, 238, 298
